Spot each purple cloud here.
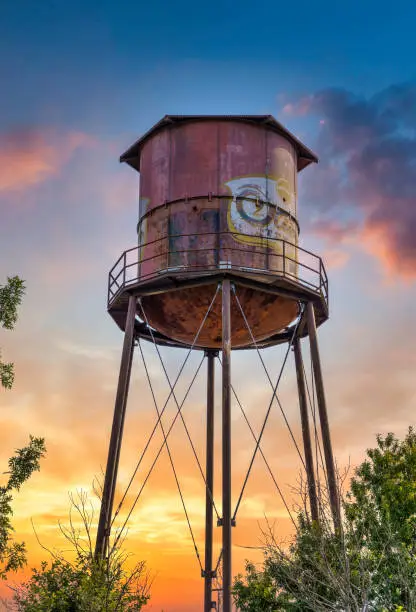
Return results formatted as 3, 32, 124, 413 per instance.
287, 83, 416, 278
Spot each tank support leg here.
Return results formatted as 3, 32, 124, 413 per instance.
294, 338, 319, 523
222, 280, 232, 612
204, 351, 216, 611
95, 295, 137, 558
306, 302, 340, 530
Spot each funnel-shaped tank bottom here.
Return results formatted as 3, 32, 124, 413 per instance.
141, 284, 299, 349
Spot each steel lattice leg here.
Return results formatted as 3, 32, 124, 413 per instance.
221, 280, 232, 612
306, 302, 340, 529
204, 351, 216, 611
294, 337, 319, 523
95, 294, 137, 558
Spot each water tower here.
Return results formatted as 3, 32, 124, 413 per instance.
95, 115, 339, 611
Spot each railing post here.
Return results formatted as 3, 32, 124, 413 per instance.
283, 240, 286, 276
123, 252, 126, 287
265, 227, 270, 271
319, 258, 322, 295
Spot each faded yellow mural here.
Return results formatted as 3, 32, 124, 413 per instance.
224, 149, 298, 277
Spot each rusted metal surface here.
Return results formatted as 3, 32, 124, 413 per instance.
141, 283, 299, 349
204, 352, 216, 611
307, 302, 340, 530
294, 338, 319, 523
221, 280, 232, 612
120, 115, 318, 172
119, 116, 318, 346
95, 295, 137, 559
137, 120, 301, 280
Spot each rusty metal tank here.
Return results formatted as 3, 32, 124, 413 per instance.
119, 115, 318, 349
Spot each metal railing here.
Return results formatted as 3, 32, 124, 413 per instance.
108, 232, 328, 308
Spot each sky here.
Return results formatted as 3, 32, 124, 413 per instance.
1, 0, 416, 610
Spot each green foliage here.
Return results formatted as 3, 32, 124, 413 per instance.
233, 561, 280, 611
0, 277, 25, 331
0, 437, 46, 579
7, 438, 46, 492
345, 428, 416, 610
14, 556, 150, 612
233, 429, 416, 611
234, 517, 366, 611
0, 276, 26, 389
12, 490, 151, 611
0, 362, 14, 390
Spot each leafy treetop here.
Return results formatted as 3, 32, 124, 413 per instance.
0, 276, 26, 389
0, 436, 46, 580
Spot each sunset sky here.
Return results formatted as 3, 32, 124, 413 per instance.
1, 1, 416, 610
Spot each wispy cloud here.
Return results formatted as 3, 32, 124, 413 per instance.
0, 128, 95, 193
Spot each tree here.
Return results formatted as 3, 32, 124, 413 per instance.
0, 276, 25, 389
12, 489, 152, 611
0, 436, 46, 579
234, 513, 369, 612
233, 560, 282, 611
233, 429, 416, 611
345, 429, 416, 610
0, 276, 47, 584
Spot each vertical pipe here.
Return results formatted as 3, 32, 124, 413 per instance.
222, 279, 232, 612
293, 338, 319, 523
306, 302, 340, 529
95, 294, 137, 558
204, 351, 216, 612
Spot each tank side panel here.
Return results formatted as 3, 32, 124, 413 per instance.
148, 129, 170, 208
167, 200, 219, 271
219, 122, 268, 271
164, 122, 219, 271
169, 122, 219, 200
218, 121, 266, 194
137, 138, 152, 279
267, 133, 297, 218
138, 132, 170, 279
267, 133, 298, 278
